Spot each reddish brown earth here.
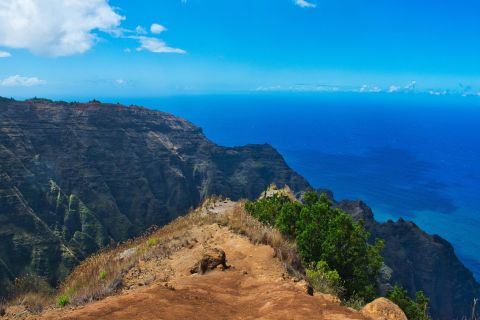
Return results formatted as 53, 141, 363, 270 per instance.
22, 201, 370, 320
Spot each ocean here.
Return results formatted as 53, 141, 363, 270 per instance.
118, 93, 480, 280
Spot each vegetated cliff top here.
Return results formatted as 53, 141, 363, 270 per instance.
0, 97, 310, 301
1, 198, 404, 320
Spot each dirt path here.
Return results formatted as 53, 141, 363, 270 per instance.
27, 201, 369, 320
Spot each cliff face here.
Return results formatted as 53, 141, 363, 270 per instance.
0, 98, 310, 296
334, 199, 480, 320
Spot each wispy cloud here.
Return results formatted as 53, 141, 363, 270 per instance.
0, 51, 11, 58
257, 84, 340, 92
135, 26, 148, 35
0, 0, 123, 57
294, 0, 317, 8
1, 75, 46, 87
136, 37, 186, 54
358, 84, 382, 93
114, 23, 184, 55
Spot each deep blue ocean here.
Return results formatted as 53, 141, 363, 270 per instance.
117, 93, 480, 280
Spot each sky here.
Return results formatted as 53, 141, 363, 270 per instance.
0, 0, 479, 99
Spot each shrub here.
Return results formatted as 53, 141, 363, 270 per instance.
306, 260, 344, 296
56, 294, 70, 307
246, 191, 384, 302
387, 286, 431, 320
245, 194, 290, 226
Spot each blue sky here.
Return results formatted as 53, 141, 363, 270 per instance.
0, 0, 479, 98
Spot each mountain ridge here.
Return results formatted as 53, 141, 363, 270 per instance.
0, 98, 478, 319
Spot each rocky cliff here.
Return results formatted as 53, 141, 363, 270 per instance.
1, 98, 478, 320
0, 98, 309, 297
334, 198, 480, 320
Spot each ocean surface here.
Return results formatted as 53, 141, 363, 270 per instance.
117, 93, 480, 280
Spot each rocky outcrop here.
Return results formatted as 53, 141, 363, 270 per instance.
0, 98, 310, 297
333, 196, 480, 320
361, 298, 408, 320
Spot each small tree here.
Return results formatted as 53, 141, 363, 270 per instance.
387, 286, 431, 320
246, 191, 385, 302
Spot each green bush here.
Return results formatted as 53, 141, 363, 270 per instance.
246, 191, 384, 302
245, 194, 290, 226
306, 260, 344, 296
56, 294, 70, 307
387, 286, 431, 320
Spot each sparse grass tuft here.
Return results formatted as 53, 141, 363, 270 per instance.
146, 238, 158, 247
99, 271, 107, 280
56, 294, 70, 307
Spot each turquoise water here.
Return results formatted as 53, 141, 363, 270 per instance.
118, 93, 480, 280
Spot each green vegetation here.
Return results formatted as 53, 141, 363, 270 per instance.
306, 260, 343, 296
387, 286, 431, 320
245, 191, 384, 302
56, 294, 70, 307
99, 271, 107, 280
147, 238, 158, 247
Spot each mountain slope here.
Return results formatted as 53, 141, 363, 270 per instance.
0, 98, 310, 297
5, 200, 381, 320
335, 199, 480, 320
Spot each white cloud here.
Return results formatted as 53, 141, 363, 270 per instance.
404, 80, 417, 92
388, 85, 400, 93
136, 37, 186, 54
135, 25, 147, 35
151, 23, 167, 34
0, 50, 11, 58
0, 0, 124, 56
428, 90, 448, 96
1, 75, 46, 87
115, 79, 126, 85
294, 0, 317, 8
358, 85, 382, 93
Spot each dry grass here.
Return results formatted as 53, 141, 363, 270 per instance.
56, 196, 227, 305
210, 201, 305, 280
4, 274, 55, 314
0, 298, 5, 317
7, 196, 306, 312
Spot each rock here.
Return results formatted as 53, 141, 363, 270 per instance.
296, 280, 314, 296
116, 248, 137, 261
361, 298, 407, 320
190, 247, 228, 274
0, 98, 310, 299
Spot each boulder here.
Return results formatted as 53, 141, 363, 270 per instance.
361, 298, 407, 320
190, 247, 228, 274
